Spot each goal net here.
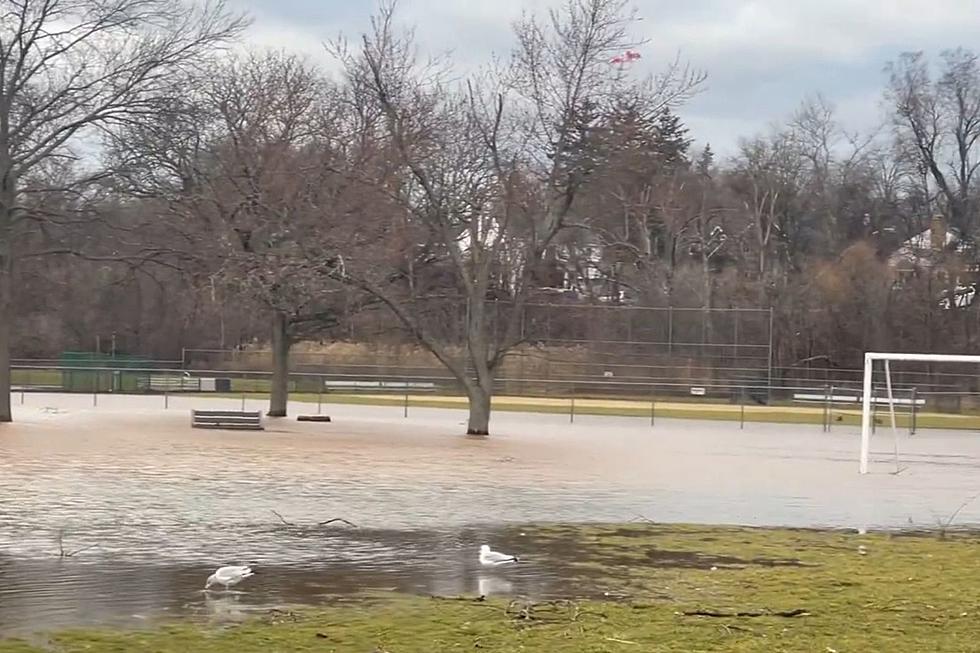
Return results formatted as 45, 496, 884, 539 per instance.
860, 352, 980, 474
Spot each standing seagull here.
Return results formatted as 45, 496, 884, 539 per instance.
205, 565, 254, 590
479, 545, 518, 566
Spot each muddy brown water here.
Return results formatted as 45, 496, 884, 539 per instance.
3, 394, 980, 635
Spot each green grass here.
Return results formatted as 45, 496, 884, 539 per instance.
222, 390, 980, 430
4, 524, 980, 652
10, 369, 62, 386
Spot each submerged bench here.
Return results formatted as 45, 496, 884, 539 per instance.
191, 409, 264, 431
322, 380, 437, 393
297, 415, 332, 422
792, 393, 925, 406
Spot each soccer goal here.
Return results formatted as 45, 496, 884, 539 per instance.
860, 352, 980, 474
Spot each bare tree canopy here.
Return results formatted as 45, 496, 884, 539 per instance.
0, 0, 247, 422
886, 49, 980, 236
322, 0, 704, 434
3, 4, 980, 434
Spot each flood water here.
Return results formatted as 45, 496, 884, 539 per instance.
3, 393, 980, 634
0, 527, 589, 636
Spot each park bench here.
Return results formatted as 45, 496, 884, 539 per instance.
792, 391, 926, 431
792, 392, 925, 407
148, 373, 201, 392
191, 409, 264, 431
322, 380, 438, 393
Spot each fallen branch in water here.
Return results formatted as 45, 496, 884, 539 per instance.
318, 518, 358, 528
682, 608, 809, 618
937, 491, 980, 539
56, 530, 98, 558
269, 511, 357, 528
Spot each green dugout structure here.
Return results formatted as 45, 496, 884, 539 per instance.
59, 352, 152, 393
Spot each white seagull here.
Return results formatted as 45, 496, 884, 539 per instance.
205, 565, 254, 590
479, 544, 518, 566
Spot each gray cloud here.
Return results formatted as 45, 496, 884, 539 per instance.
231, 0, 980, 156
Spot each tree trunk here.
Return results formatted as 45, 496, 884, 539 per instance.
701, 252, 713, 357
0, 207, 11, 423
466, 382, 491, 436
268, 311, 290, 418
0, 264, 10, 424
463, 293, 496, 436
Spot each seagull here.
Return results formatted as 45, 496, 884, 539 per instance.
205, 565, 254, 590
479, 545, 518, 566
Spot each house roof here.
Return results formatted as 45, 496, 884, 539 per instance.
888, 227, 968, 269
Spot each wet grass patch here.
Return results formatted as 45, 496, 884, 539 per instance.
4, 523, 980, 652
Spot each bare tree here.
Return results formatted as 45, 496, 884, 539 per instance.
108, 52, 373, 417
331, 5, 518, 434
730, 135, 790, 287
198, 53, 336, 417
7, 18, 980, 405
329, 0, 702, 435
886, 49, 980, 236
0, 0, 246, 422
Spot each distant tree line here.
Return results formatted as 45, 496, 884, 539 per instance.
2, 0, 979, 431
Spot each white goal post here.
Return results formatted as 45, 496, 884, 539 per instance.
860, 352, 980, 474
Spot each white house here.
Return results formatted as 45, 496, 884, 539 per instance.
888, 215, 976, 309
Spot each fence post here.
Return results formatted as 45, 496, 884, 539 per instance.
403, 383, 409, 418
740, 387, 745, 429
317, 379, 323, 415
569, 396, 575, 424
822, 384, 830, 433
650, 386, 656, 427
766, 307, 775, 403
830, 385, 837, 431
733, 310, 740, 361
871, 386, 877, 434
241, 390, 246, 412
164, 389, 169, 410
518, 352, 526, 396
910, 387, 918, 435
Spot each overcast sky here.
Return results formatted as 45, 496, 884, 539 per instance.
230, 0, 980, 158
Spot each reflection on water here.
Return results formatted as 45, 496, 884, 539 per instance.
477, 574, 514, 597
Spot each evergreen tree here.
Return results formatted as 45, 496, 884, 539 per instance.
551, 97, 604, 187
697, 144, 715, 178
653, 108, 692, 168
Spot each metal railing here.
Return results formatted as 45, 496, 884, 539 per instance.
179, 346, 978, 395
9, 363, 980, 431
